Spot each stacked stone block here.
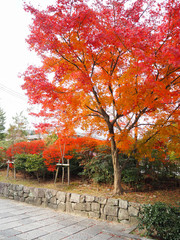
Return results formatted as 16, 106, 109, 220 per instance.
0, 182, 140, 224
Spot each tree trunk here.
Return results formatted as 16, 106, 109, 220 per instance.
6, 163, 9, 178
36, 172, 40, 183
54, 166, 59, 184
111, 136, 124, 195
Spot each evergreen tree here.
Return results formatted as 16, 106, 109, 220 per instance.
6, 112, 28, 144
0, 107, 6, 140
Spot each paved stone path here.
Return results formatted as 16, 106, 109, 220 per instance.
0, 198, 149, 240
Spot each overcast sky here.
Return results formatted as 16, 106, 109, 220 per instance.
0, 0, 56, 129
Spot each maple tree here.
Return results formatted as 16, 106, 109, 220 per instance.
138, 120, 180, 164
22, 0, 180, 194
6, 140, 46, 158
43, 135, 102, 172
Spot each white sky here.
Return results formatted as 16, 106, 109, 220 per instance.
0, 0, 56, 130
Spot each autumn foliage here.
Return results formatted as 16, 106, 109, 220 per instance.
5, 135, 105, 172
6, 140, 46, 158
22, 0, 180, 194
43, 136, 104, 171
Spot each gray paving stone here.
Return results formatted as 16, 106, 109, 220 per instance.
24, 210, 49, 217
0, 212, 14, 218
17, 228, 47, 239
80, 225, 105, 236
54, 214, 72, 221
30, 213, 54, 221
38, 223, 65, 232
9, 210, 33, 215
0, 198, 151, 240
37, 230, 69, 240
62, 232, 92, 240
0, 237, 5, 240
14, 222, 44, 232
90, 232, 112, 239
0, 221, 23, 230
76, 221, 95, 228
36, 217, 60, 226
13, 214, 30, 220
110, 237, 131, 240
18, 218, 35, 224
76, 218, 97, 227
7, 237, 24, 240
0, 216, 19, 224
61, 224, 87, 234
0, 229, 21, 237
58, 218, 78, 227
0, 209, 10, 213
102, 227, 128, 236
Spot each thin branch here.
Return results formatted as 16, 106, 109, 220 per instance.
128, 107, 148, 131
155, 34, 170, 56
136, 123, 156, 127
56, 50, 81, 71
143, 104, 180, 145
166, 75, 180, 89
86, 114, 104, 119
159, 67, 180, 82
86, 105, 101, 115
115, 121, 122, 131
122, 113, 135, 130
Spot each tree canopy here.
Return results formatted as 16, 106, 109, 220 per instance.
22, 0, 180, 194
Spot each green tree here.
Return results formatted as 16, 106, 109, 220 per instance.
6, 112, 28, 144
14, 154, 27, 178
0, 107, 6, 140
25, 154, 47, 182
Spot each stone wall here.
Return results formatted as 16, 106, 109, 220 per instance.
0, 182, 141, 224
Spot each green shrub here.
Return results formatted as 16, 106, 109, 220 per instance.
14, 154, 47, 181
138, 202, 180, 240
25, 154, 47, 181
68, 151, 84, 176
0, 145, 6, 169
140, 156, 178, 180
80, 151, 142, 185
122, 167, 144, 190
14, 154, 28, 177
139, 157, 179, 189
80, 152, 114, 184
121, 155, 144, 189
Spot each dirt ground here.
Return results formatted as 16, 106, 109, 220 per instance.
0, 169, 179, 207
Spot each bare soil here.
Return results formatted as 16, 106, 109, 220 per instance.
0, 169, 179, 207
